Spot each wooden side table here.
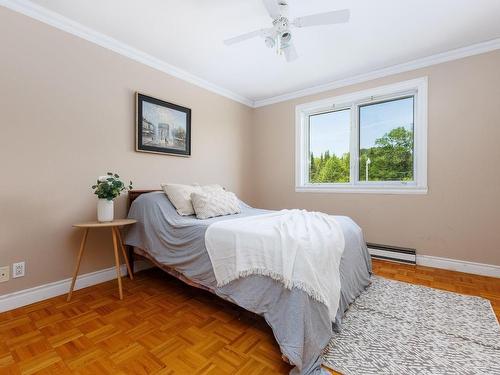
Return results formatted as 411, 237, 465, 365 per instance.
67, 219, 137, 301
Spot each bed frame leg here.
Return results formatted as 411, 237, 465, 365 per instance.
127, 245, 135, 276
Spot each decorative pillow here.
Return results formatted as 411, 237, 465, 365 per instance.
200, 184, 225, 194
191, 190, 241, 219
161, 183, 224, 216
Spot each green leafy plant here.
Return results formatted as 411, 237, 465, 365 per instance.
309, 127, 414, 183
91, 172, 133, 200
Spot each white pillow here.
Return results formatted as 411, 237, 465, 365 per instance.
161, 183, 224, 216
199, 184, 224, 194
191, 190, 241, 219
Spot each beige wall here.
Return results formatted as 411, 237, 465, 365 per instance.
0, 8, 254, 294
1, 8, 499, 297
252, 50, 500, 266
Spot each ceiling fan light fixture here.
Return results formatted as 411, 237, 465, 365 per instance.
223, 0, 351, 63
280, 32, 291, 44
265, 36, 275, 48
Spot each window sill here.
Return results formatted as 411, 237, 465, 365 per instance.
295, 185, 428, 195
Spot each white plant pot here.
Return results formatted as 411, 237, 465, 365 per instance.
97, 199, 114, 222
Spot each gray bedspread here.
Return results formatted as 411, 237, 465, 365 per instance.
125, 192, 371, 375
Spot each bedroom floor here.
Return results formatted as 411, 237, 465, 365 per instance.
1, 260, 499, 375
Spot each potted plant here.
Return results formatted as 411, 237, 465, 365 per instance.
92, 172, 133, 222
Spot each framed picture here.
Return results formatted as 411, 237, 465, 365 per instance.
136, 93, 191, 156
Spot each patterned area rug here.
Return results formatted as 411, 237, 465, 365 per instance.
323, 276, 500, 375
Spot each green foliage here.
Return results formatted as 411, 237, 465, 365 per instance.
310, 152, 350, 183
92, 172, 133, 200
360, 127, 414, 181
310, 127, 413, 183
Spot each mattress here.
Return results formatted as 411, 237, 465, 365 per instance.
125, 192, 371, 375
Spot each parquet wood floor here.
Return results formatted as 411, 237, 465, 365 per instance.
1, 259, 499, 375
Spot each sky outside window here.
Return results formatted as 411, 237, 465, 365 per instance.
309, 109, 350, 158
359, 97, 414, 150
309, 109, 351, 183
359, 97, 414, 182
309, 96, 414, 184
309, 98, 414, 157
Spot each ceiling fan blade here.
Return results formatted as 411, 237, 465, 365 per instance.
293, 9, 350, 28
283, 42, 298, 62
224, 28, 269, 45
262, 0, 281, 19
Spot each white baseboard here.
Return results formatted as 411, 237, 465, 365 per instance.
1, 254, 498, 313
0, 260, 152, 313
416, 255, 500, 278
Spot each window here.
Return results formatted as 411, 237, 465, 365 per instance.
296, 78, 427, 194
309, 109, 350, 183
358, 97, 414, 182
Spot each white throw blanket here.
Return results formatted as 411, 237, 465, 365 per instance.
205, 209, 345, 320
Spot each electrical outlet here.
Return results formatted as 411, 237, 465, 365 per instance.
0, 266, 9, 282
13, 262, 25, 278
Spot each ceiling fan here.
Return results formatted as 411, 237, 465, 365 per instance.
223, 0, 350, 62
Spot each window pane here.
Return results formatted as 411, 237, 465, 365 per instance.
359, 97, 414, 182
309, 109, 350, 183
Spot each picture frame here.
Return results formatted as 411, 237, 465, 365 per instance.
136, 92, 191, 156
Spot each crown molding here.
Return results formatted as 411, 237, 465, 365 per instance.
253, 38, 500, 107
0, 0, 255, 107
2, 0, 500, 109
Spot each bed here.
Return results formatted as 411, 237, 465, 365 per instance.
125, 190, 372, 375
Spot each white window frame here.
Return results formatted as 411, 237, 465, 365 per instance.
295, 77, 428, 194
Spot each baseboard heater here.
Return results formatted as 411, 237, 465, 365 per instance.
367, 243, 416, 264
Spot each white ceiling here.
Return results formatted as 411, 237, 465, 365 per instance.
20, 0, 500, 104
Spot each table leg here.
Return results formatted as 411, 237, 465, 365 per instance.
114, 227, 133, 280
111, 227, 124, 300
67, 228, 89, 302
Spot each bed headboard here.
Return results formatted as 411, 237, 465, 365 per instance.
128, 189, 161, 210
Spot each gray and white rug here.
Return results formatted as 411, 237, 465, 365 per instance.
323, 276, 500, 375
